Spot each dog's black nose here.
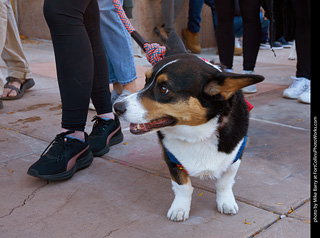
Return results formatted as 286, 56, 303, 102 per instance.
113, 101, 127, 116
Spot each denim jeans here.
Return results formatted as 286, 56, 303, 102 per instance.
233, 16, 243, 38
98, 0, 137, 85
187, 0, 217, 33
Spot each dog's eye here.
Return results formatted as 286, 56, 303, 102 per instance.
159, 86, 169, 95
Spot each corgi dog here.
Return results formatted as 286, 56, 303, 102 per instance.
113, 32, 264, 222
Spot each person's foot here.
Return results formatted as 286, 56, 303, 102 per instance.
298, 84, 311, 104
242, 70, 257, 94
27, 131, 93, 181
1, 77, 35, 100
182, 28, 201, 54
1, 78, 25, 98
89, 115, 123, 156
283, 77, 310, 99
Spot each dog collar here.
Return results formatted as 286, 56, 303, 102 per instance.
164, 135, 247, 175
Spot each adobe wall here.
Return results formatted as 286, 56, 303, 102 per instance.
15, 0, 216, 48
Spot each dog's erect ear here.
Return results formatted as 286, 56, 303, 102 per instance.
203, 73, 264, 100
165, 32, 187, 57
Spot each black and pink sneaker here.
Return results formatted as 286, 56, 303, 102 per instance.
89, 116, 123, 156
27, 131, 93, 181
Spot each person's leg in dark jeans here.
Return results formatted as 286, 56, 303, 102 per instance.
182, 0, 204, 53
214, 0, 235, 70
28, 0, 123, 181
204, 0, 217, 35
290, 0, 310, 80
215, 0, 260, 71
215, 0, 260, 93
239, 0, 261, 71
283, 0, 310, 104
187, 0, 204, 33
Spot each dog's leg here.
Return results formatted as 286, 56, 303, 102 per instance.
162, 148, 193, 221
167, 178, 194, 222
215, 160, 240, 215
159, 133, 194, 222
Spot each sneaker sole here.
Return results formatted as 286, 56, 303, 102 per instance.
27, 151, 94, 181
283, 94, 298, 99
92, 132, 124, 157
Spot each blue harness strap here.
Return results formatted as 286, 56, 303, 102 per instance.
232, 135, 247, 164
164, 147, 181, 165
164, 135, 248, 173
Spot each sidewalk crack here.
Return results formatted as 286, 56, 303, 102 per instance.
0, 181, 49, 219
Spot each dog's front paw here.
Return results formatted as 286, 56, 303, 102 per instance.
216, 194, 239, 215
217, 201, 239, 215
167, 206, 190, 222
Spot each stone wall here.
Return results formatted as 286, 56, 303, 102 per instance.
14, 0, 216, 48
15, 0, 50, 40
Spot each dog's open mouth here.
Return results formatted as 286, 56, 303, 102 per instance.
130, 117, 176, 135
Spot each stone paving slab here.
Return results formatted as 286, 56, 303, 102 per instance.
247, 89, 310, 130
0, 147, 279, 238
255, 217, 310, 238
0, 154, 47, 219
0, 125, 47, 163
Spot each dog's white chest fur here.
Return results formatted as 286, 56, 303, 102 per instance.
162, 117, 243, 180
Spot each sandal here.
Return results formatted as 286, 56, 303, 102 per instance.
1, 77, 35, 100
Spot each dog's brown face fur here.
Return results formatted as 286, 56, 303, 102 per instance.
141, 66, 209, 127
116, 53, 263, 134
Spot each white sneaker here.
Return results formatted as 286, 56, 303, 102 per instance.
242, 70, 257, 94
298, 84, 311, 104
283, 77, 310, 99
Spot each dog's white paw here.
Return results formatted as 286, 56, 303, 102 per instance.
216, 192, 239, 215
167, 180, 193, 222
167, 206, 190, 222
217, 200, 239, 215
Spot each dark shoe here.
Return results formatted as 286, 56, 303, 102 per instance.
89, 116, 123, 156
0, 100, 3, 109
27, 131, 93, 181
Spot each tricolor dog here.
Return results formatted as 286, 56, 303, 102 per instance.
113, 33, 264, 222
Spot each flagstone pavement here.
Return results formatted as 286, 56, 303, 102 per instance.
0, 40, 311, 238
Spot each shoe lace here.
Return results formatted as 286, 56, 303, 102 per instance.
289, 77, 307, 89
91, 116, 112, 135
41, 130, 75, 161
